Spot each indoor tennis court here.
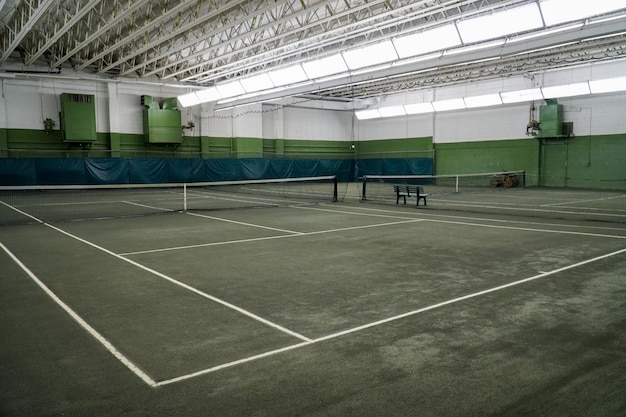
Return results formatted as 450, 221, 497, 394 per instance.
2, 1, 626, 416
1, 185, 625, 416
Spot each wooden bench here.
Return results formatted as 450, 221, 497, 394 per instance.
393, 185, 428, 206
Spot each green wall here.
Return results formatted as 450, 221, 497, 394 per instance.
1, 128, 624, 189
434, 138, 540, 186
357, 137, 434, 159
540, 134, 626, 189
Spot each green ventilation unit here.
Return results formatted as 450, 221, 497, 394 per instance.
141, 95, 182, 144
538, 99, 564, 138
60, 93, 97, 143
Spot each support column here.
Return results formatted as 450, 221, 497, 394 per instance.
0, 80, 8, 157
107, 82, 121, 157
200, 104, 211, 158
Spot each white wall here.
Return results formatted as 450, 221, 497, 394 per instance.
354, 60, 626, 143
282, 107, 352, 141
1, 60, 625, 143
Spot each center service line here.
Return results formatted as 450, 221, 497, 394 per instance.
43, 222, 312, 343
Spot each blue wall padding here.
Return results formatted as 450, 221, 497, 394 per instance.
129, 159, 169, 184
0, 159, 38, 185
0, 157, 432, 186
86, 159, 130, 184
356, 158, 433, 177
36, 159, 86, 185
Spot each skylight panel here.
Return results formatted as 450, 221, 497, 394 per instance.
195, 86, 222, 103
540, 0, 626, 26
355, 109, 382, 120
431, 98, 466, 111
500, 88, 544, 103
457, 3, 544, 44
542, 82, 590, 98
268, 64, 309, 87
378, 105, 407, 118
240, 73, 275, 93
589, 76, 626, 94
393, 24, 461, 59
404, 102, 435, 114
464, 94, 503, 108
216, 80, 246, 99
342, 41, 399, 70
302, 54, 349, 79
177, 92, 201, 108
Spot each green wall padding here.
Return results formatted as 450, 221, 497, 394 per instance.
434, 139, 540, 186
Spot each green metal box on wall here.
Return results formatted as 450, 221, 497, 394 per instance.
538, 99, 563, 138
60, 93, 97, 142
141, 96, 182, 144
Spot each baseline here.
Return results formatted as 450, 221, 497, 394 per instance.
155, 246, 626, 386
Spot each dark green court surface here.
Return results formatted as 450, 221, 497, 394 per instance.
1, 188, 625, 416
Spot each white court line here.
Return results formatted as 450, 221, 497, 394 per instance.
0, 200, 44, 223
122, 201, 175, 212
430, 200, 626, 220
186, 211, 303, 234
541, 193, 626, 207
155, 246, 626, 387
423, 218, 626, 240
155, 341, 312, 387
291, 204, 418, 220
324, 204, 626, 237
42, 222, 312, 343
0, 242, 158, 388
120, 218, 425, 256
120, 234, 298, 256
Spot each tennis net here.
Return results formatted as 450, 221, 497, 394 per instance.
0, 175, 341, 226
359, 171, 626, 224
361, 171, 525, 201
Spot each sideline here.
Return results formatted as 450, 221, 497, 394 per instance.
0, 242, 158, 388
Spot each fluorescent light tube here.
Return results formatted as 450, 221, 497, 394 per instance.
404, 102, 434, 114
240, 73, 275, 93
457, 4, 543, 44
589, 76, 626, 94
302, 54, 348, 79
540, 0, 626, 26
432, 98, 466, 111
355, 109, 382, 120
216, 80, 246, 98
500, 88, 544, 103
378, 105, 407, 118
177, 92, 201, 108
342, 41, 399, 70
393, 24, 461, 59
542, 82, 590, 98
464, 93, 503, 108
268, 64, 309, 87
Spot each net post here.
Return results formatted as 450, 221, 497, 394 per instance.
361, 176, 367, 201
455, 175, 459, 193
522, 170, 526, 188
183, 183, 187, 211
332, 176, 338, 202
